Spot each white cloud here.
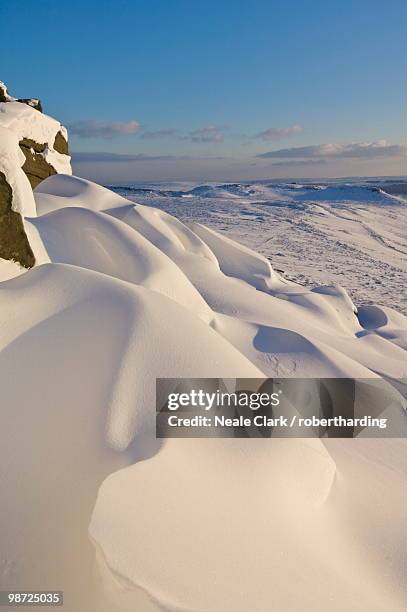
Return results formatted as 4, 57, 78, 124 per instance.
271, 159, 327, 167
73, 152, 175, 162
72, 152, 228, 163
181, 125, 224, 143
257, 140, 407, 159
254, 124, 303, 141
68, 120, 141, 139
140, 128, 178, 139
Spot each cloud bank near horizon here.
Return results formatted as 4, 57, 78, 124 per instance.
68, 120, 226, 142
257, 141, 407, 160
72, 152, 227, 163
73, 139, 407, 167
68, 119, 141, 138
68, 120, 309, 145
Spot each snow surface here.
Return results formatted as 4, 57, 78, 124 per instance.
0, 100, 67, 144
0, 257, 25, 281
34, 174, 128, 213
0, 174, 406, 611
43, 146, 72, 175
112, 179, 407, 314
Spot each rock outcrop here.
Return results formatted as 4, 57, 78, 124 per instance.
0, 81, 71, 267
0, 171, 35, 268
19, 138, 57, 189
0, 81, 42, 112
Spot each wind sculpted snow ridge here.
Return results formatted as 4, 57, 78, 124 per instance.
0, 174, 406, 611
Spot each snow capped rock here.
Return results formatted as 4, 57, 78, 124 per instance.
0, 101, 71, 188
0, 81, 71, 189
0, 81, 15, 102
0, 81, 72, 268
0, 126, 36, 216
0, 126, 36, 267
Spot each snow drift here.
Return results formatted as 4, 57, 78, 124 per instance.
0, 172, 406, 611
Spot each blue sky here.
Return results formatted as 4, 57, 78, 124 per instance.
2, 0, 407, 182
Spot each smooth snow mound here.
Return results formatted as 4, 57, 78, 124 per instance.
1, 174, 406, 611
26, 207, 212, 321
34, 174, 129, 214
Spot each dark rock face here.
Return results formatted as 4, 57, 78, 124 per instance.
0, 171, 35, 268
0, 82, 10, 102
18, 131, 69, 188
0, 82, 42, 112
54, 131, 69, 155
17, 98, 43, 113
19, 137, 57, 189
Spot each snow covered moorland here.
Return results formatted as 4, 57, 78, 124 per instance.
0, 87, 407, 611
113, 179, 407, 314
